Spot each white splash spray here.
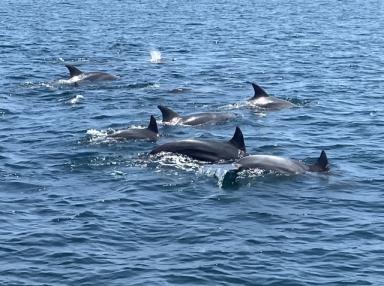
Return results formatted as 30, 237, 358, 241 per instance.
150, 50, 163, 63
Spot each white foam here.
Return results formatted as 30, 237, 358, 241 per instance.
86, 129, 110, 143
152, 152, 201, 172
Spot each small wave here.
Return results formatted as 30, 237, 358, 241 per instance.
67, 95, 84, 105
55, 57, 89, 64
169, 87, 192, 94
122, 82, 159, 89
133, 82, 159, 89
221, 101, 249, 110
220, 102, 268, 117
110, 170, 126, 177
0, 181, 46, 192
68, 154, 125, 171
0, 108, 14, 117
21, 81, 56, 90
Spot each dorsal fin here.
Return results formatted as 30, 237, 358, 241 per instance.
147, 115, 158, 134
310, 150, 329, 172
228, 127, 246, 152
65, 64, 83, 77
157, 105, 180, 122
250, 82, 269, 99
317, 150, 329, 170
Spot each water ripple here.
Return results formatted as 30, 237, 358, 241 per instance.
1, 0, 384, 285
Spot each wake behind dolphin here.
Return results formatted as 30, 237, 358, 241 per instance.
149, 127, 246, 163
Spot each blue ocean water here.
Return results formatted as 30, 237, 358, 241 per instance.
1, 0, 384, 285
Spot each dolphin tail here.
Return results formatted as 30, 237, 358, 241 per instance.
249, 82, 269, 99
228, 127, 246, 152
147, 115, 158, 134
65, 64, 83, 77
157, 105, 180, 122
309, 150, 329, 172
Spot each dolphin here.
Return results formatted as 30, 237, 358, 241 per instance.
108, 115, 159, 141
248, 82, 295, 109
169, 87, 192, 94
149, 126, 246, 162
158, 105, 235, 126
64, 64, 119, 85
223, 150, 329, 185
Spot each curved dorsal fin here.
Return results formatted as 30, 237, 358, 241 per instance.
157, 105, 180, 122
65, 64, 83, 77
317, 150, 329, 170
250, 82, 269, 99
147, 115, 158, 134
228, 127, 246, 152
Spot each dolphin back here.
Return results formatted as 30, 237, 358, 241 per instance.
182, 112, 235, 126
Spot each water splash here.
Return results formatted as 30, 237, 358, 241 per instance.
67, 95, 84, 105
150, 152, 202, 172
148, 153, 245, 188
85, 129, 110, 143
150, 50, 163, 63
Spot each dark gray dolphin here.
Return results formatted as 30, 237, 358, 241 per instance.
64, 64, 119, 84
158, 105, 235, 126
149, 127, 246, 162
223, 151, 329, 185
248, 82, 295, 110
108, 115, 159, 141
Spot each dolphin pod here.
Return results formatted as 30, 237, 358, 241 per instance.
65, 64, 119, 85
108, 115, 159, 141
63, 62, 329, 184
150, 127, 246, 163
157, 105, 235, 126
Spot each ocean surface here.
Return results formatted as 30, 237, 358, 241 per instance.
1, 0, 384, 285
